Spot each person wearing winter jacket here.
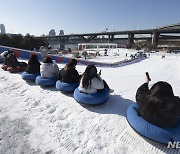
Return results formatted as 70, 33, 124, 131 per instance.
1, 50, 27, 70
40, 57, 59, 78
78, 64, 113, 94
39, 46, 48, 62
0, 49, 13, 59
26, 54, 41, 74
58, 59, 80, 83
136, 75, 180, 127
2, 49, 14, 65
6, 53, 20, 68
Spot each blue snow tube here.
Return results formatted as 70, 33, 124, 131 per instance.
126, 103, 180, 144
73, 88, 109, 106
56, 80, 79, 92
22, 72, 40, 81
35, 76, 57, 86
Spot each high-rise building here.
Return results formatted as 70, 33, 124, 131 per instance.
49, 29, 56, 36
0, 24, 6, 34
59, 30, 64, 36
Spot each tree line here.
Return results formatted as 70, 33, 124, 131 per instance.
0, 33, 46, 51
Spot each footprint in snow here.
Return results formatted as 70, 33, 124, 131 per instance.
48, 106, 56, 114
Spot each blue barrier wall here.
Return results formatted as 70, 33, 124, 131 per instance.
0, 45, 144, 67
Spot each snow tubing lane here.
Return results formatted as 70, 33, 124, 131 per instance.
22, 72, 40, 81
7, 66, 26, 73
56, 80, 79, 92
35, 76, 57, 86
73, 88, 109, 105
126, 103, 180, 144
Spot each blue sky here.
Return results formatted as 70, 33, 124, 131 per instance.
0, 0, 180, 36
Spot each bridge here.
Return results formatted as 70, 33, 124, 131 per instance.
39, 23, 180, 49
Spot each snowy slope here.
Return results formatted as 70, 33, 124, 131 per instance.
0, 51, 180, 154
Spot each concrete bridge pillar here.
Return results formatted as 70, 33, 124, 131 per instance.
60, 40, 65, 50
152, 31, 159, 47
127, 33, 134, 48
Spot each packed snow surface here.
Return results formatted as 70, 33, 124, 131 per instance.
0, 49, 180, 154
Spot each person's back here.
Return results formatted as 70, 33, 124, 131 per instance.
40, 57, 59, 78
78, 65, 104, 94
79, 76, 104, 94
26, 55, 41, 74
7, 53, 19, 68
59, 59, 80, 83
2, 50, 14, 65
136, 79, 180, 127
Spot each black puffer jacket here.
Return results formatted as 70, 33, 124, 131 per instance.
59, 66, 80, 83
6, 53, 19, 68
136, 83, 180, 127
26, 62, 41, 74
